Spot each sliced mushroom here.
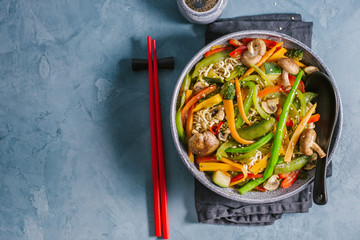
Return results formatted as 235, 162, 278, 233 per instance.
211, 105, 225, 121
189, 131, 219, 156
247, 38, 266, 56
193, 80, 209, 92
299, 129, 326, 158
277, 58, 300, 75
263, 174, 280, 191
240, 51, 262, 67
281, 70, 292, 91
261, 98, 279, 114
304, 66, 319, 75
240, 39, 266, 67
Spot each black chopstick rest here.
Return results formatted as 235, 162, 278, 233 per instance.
132, 57, 175, 71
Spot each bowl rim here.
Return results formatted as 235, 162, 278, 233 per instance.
170, 30, 341, 203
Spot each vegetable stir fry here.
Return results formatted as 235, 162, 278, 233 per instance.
176, 38, 325, 194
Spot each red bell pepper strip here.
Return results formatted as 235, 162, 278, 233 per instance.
288, 74, 305, 93
229, 38, 243, 47
254, 185, 266, 192
196, 156, 217, 164
216, 121, 224, 135
280, 170, 301, 188
242, 38, 281, 50
308, 114, 320, 123
276, 114, 321, 127
229, 45, 247, 58
258, 85, 285, 98
204, 46, 233, 58
231, 173, 263, 183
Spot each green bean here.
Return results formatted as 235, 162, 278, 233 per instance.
237, 117, 275, 140
274, 155, 311, 174
238, 178, 266, 195
263, 70, 304, 179
235, 81, 255, 128
192, 50, 232, 78
226, 132, 274, 153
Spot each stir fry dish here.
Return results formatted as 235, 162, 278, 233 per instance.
176, 38, 326, 194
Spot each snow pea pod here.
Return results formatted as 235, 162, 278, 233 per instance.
227, 150, 257, 163
303, 92, 318, 103
274, 155, 312, 174
175, 110, 186, 145
216, 140, 237, 160
237, 117, 275, 140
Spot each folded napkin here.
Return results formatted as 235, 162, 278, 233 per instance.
195, 14, 332, 226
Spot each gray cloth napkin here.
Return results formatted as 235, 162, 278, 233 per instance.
195, 14, 332, 226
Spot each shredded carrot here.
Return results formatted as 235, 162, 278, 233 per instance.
223, 99, 254, 145
235, 78, 251, 125
284, 103, 317, 162
240, 42, 284, 80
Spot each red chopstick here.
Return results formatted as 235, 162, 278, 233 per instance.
152, 39, 169, 239
147, 36, 162, 237
147, 36, 170, 239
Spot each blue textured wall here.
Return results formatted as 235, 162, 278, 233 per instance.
0, 0, 359, 239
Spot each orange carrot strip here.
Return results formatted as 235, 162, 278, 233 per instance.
223, 99, 254, 145
235, 78, 251, 125
221, 157, 248, 183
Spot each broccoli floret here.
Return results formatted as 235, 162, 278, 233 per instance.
220, 82, 236, 100
285, 49, 304, 61
225, 65, 248, 81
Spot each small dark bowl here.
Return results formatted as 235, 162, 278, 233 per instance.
170, 30, 342, 203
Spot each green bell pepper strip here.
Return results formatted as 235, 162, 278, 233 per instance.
192, 50, 232, 78
235, 81, 255, 128
274, 155, 311, 174
296, 89, 306, 117
289, 103, 301, 125
227, 150, 257, 162
253, 85, 271, 120
237, 117, 275, 140
239, 70, 304, 194
241, 75, 263, 85
303, 92, 318, 103
250, 64, 274, 87
226, 132, 274, 153
263, 69, 304, 179
177, 73, 192, 110
175, 110, 186, 145
216, 140, 237, 160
